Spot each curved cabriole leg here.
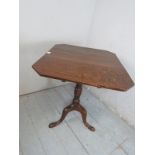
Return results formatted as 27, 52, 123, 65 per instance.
49, 103, 73, 128
77, 104, 95, 131
49, 83, 95, 132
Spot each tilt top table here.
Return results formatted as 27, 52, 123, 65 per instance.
32, 44, 134, 132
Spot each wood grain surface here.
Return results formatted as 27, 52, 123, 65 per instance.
32, 44, 134, 91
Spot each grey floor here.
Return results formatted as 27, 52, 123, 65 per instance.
19, 83, 135, 155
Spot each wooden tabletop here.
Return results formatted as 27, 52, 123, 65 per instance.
32, 44, 134, 91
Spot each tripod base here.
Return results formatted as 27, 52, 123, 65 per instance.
49, 83, 95, 132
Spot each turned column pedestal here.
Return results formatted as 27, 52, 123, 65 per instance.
49, 83, 95, 131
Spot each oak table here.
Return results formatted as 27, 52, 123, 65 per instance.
32, 44, 134, 132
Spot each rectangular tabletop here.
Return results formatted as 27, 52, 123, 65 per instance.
32, 44, 134, 91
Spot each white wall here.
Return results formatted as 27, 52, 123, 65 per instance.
19, 0, 96, 95
86, 0, 135, 126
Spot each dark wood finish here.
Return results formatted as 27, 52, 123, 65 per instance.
32, 44, 134, 131
49, 83, 95, 131
33, 44, 134, 91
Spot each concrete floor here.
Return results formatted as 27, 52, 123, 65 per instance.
19, 84, 134, 155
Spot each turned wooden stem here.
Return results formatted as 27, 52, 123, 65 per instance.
73, 83, 82, 103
